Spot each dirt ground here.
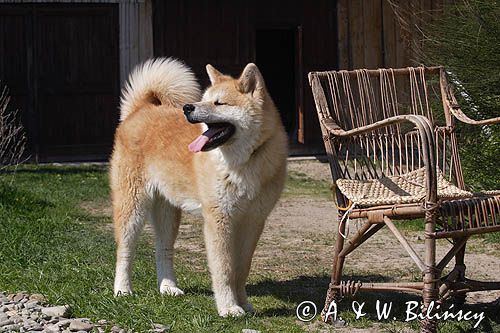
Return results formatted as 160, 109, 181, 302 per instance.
276, 160, 500, 301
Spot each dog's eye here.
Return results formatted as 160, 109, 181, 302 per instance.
214, 101, 227, 106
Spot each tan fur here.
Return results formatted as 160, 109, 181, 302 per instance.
111, 58, 287, 316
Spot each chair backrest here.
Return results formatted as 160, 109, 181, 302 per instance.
308, 66, 465, 189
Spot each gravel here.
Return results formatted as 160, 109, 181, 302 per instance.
0, 292, 168, 333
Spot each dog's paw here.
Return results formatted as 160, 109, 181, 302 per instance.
219, 305, 246, 317
241, 302, 255, 313
160, 285, 185, 296
114, 288, 133, 297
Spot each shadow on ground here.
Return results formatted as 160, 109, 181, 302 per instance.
245, 274, 500, 332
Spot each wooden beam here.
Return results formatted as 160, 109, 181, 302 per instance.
339, 221, 376, 257
436, 237, 469, 271
336, 0, 349, 69
312, 66, 442, 78
384, 216, 426, 272
429, 225, 500, 239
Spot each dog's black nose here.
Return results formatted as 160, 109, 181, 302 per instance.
183, 104, 195, 116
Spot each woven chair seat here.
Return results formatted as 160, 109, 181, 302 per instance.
336, 168, 472, 207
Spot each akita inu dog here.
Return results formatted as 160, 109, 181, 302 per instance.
111, 58, 287, 316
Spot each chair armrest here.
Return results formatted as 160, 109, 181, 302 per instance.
321, 114, 433, 138
440, 71, 500, 126
447, 102, 500, 126
320, 114, 439, 203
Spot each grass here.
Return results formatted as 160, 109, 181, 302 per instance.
283, 171, 332, 199
0, 166, 308, 332
0, 165, 499, 332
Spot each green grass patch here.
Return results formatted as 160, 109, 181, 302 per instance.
394, 219, 425, 232
0, 165, 498, 332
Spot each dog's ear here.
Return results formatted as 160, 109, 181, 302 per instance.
206, 64, 224, 85
238, 63, 265, 95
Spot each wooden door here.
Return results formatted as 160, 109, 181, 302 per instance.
0, 4, 120, 161
0, 5, 34, 153
153, 0, 251, 88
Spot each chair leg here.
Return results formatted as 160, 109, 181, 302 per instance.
321, 213, 347, 320
451, 237, 467, 306
421, 210, 439, 333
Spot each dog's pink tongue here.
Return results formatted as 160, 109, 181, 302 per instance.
188, 127, 222, 153
188, 135, 209, 153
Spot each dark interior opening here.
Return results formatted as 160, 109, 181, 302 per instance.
256, 28, 297, 142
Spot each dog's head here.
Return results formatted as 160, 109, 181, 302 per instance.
184, 63, 280, 162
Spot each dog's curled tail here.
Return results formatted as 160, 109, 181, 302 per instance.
119, 57, 201, 122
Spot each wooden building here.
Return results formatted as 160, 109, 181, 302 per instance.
0, 0, 444, 161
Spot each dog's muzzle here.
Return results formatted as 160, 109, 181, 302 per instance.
183, 104, 200, 124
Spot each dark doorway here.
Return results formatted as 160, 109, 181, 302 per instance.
256, 28, 297, 142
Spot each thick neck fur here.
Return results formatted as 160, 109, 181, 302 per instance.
207, 112, 287, 202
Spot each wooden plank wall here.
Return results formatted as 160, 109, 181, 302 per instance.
337, 0, 450, 70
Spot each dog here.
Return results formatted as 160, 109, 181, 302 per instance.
110, 58, 288, 316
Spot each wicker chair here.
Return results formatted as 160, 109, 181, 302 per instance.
308, 66, 500, 333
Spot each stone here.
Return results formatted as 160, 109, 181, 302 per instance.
152, 323, 168, 333
1, 324, 20, 331
29, 294, 47, 304
57, 319, 73, 327
41, 306, 70, 318
6, 310, 18, 317
28, 323, 44, 331
0, 292, 128, 333
24, 300, 40, 309
12, 294, 26, 303
45, 323, 61, 332
68, 320, 93, 332
0, 319, 14, 327
333, 319, 347, 327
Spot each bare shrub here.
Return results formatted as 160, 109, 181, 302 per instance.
0, 85, 27, 170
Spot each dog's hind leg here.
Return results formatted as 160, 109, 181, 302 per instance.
150, 196, 183, 296
113, 192, 148, 296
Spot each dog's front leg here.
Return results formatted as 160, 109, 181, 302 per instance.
203, 212, 244, 317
